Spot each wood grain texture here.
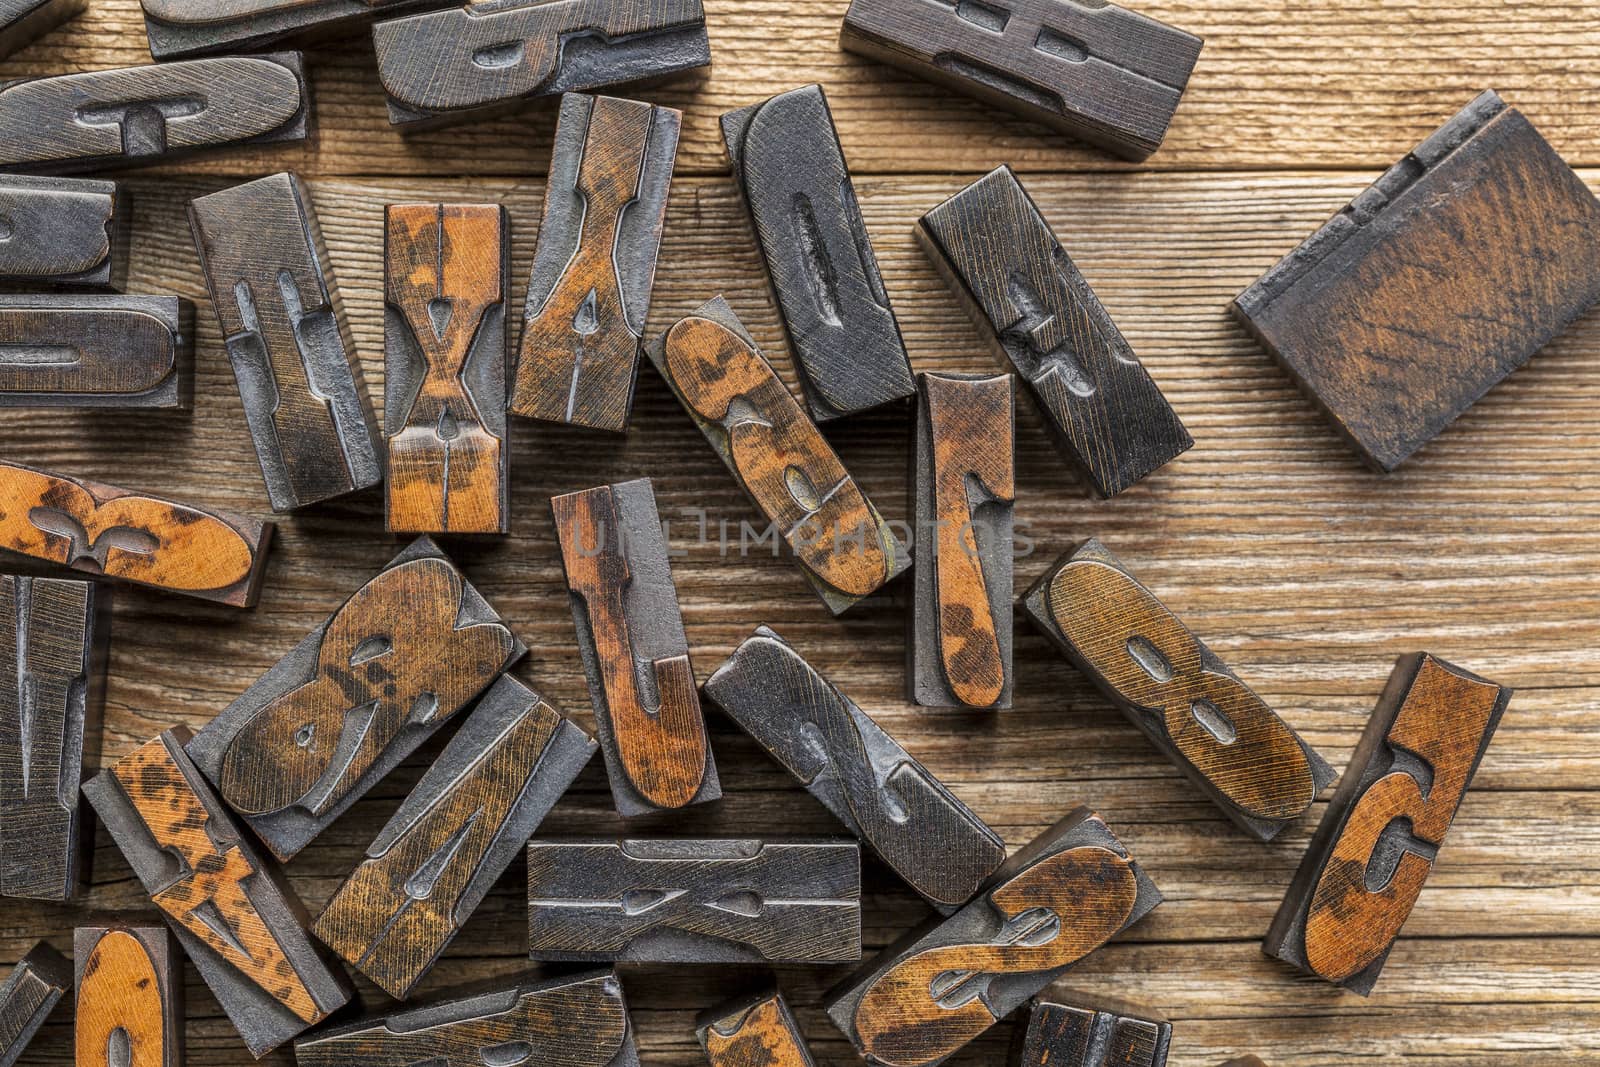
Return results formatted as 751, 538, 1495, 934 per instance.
698, 989, 817, 1067
1216, 1059, 1266, 1067
1013, 987, 1171, 1067
73, 925, 182, 1067
0, 942, 68, 1067
0, 295, 192, 409
0, 176, 125, 291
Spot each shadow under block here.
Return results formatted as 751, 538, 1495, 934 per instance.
703, 626, 1004, 912
1013, 987, 1171, 1067
1217, 1059, 1268, 1067
75, 925, 183, 1067
551, 478, 719, 816
1264, 653, 1511, 995
139, 0, 441, 60
0, 942, 69, 1067
1232, 91, 1600, 472
697, 989, 817, 1067
721, 84, 913, 422
0, 176, 126, 290
190, 172, 383, 513
527, 838, 861, 963
0, 294, 192, 409
825, 807, 1161, 1067
385, 202, 509, 534
1021, 539, 1334, 841
917, 166, 1192, 498
0, 0, 85, 60
312, 675, 596, 1000
0, 461, 273, 607
82, 729, 352, 1058
186, 537, 524, 862
645, 297, 909, 614
510, 93, 679, 432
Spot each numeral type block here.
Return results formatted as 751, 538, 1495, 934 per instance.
1013, 988, 1170, 1067
75, 926, 182, 1067
0, 295, 192, 409
82, 729, 352, 1057
826, 807, 1161, 1067
698, 988, 816, 1067
313, 676, 596, 999
1232, 91, 1600, 472
386, 202, 509, 533
1264, 653, 1511, 995
140, 0, 437, 60
0, 942, 69, 1067
646, 297, 909, 614
704, 626, 1004, 912
721, 84, 913, 421
509, 93, 679, 432
0, 0, 84, 59
1022, 539, 1334, 840
528, 838, 861, 963
0, 176, 126, 290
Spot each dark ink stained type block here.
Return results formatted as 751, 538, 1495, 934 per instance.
82, 729, 352, 1058
721, 84, 914, 421
313, 675, 596, 1000
551, 478, 719, 816
0, 176, 127, 290
697, 988, 817, 1067
1012, 987, 1171, 1067
75, 925, 183, 1067
386, 202, 509, 534
1264, 653, 1511, 995
371, 0, 710, 128
0, 460, 273, 608
825, 807, 1161, 1067
0, 53, 312, 174
1232, 91, 1600, 472
191, 172, 383, 514
645, 297, 910, 614
0, 942, 69, 1067
0, 0, 84, 60
1021, 539, 1334, 841
140, 0, 440, 60
704, 626, 1004, 913
509, 93, 678, 433
0, 294, 192, 409
918, 166, 1191, 497
527, 838, 861, 963
186, 537, 524, 862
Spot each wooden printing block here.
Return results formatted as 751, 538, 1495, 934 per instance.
1021, 539, 1335, 841
917, 165, 1191, 497
385, 202, 509, 534
697, 988, 817, 1067
312, 675, 596, 999
75, 925, 183, 1067
509, 93, 679, 432
645, 296, 910, 614
81, 728, 352, 1058
0, 294, 193, 409
551, 478, 719, 816
0, 460, 273, 608
0, 0, 84, 60
703, 626, 1004, 913
1231, 91, 1600, 472
139, 0, 442, 60
0, 176, 127, 290
190, 172, 383, 513
527, 838, 862, 963
1264, 653, 1511, 995
1011, 986, 1171, 1067
721, 83, 914, 421
825, 807, 1161, 1067
0, 942, 69, 1067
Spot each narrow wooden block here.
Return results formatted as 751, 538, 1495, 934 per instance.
1264, 653, 1511, 995
1012, 988, 1170, 1067
82, 728, 352, 1058
509, 93, 679, 432
74, 925, 183, 1067
186, 537, 524, 862
313, 675, 596, 1000
697, 988, 816, 1067
1232, 91, 1600, 472
527, 838, 862, 963
0, 294, 192, 409
704, 626, 1004, 912
825, 807, 1161, 1067
645, 296, 910, 614
385, 202, 509, 534
0, 942, 69, 1067
0, 0, 84, 60
140, 0, 437, 60
0, 460, 273, 607
190, 172, 382, 513
0, 53, 312, 173
721, 84, 914, 421
1021, 539, 1335, 841
0, 176, 126, 290
551, 478, 719, 816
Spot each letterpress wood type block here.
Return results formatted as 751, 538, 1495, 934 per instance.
704, 627, 1004, 912
0, 943, 69, 1067
386, 202, 509, 534
0, 461, 273, 607
191, 172, 382, 513
371, 0, 710, 128
187, 537, 523, 861
527, 838, 861, 963
551, 478, 718, 816
509, 93, 678, 432
721, 84, 914, 421
0, 177, 126, 290
313, 675, 596, 999
1012, 988, 1170, 1067
1264, 653, 1511, 995
645, 297, 909, 614
1232, 92, 1600, 472
140, 0, 440, 60
0, 53, 312, 174
295, 970, 639, 1067
0, 295, 192, 409
82, 729, 352, 1057
825, 807, 1161, 1067
918, 166, 1191, 497
0, 0, 84, 60
75, 925, 182, 1067
697, 988, 817, 1067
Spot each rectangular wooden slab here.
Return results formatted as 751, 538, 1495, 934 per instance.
74, 925, 182, 1067
140, 0, 441, 60
1013, 986, 1171, 1067
0, 176, 126, 290
0, 294, 192, 409
0, 942, 69, 1067
697, 988, 817, 1067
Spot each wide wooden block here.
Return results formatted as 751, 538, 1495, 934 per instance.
0, 294, 192, 409
0, 0, 84, 60
697, 988, 817, 1067
0, 942, 69, 1067
140, 0, 439, 59
0, 176, 126, 290
1012, 987, 1171, 1067
75, 925, 182, 1067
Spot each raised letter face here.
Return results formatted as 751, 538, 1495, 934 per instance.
75, 927, 179, 1067
700, 991, 816, 1067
